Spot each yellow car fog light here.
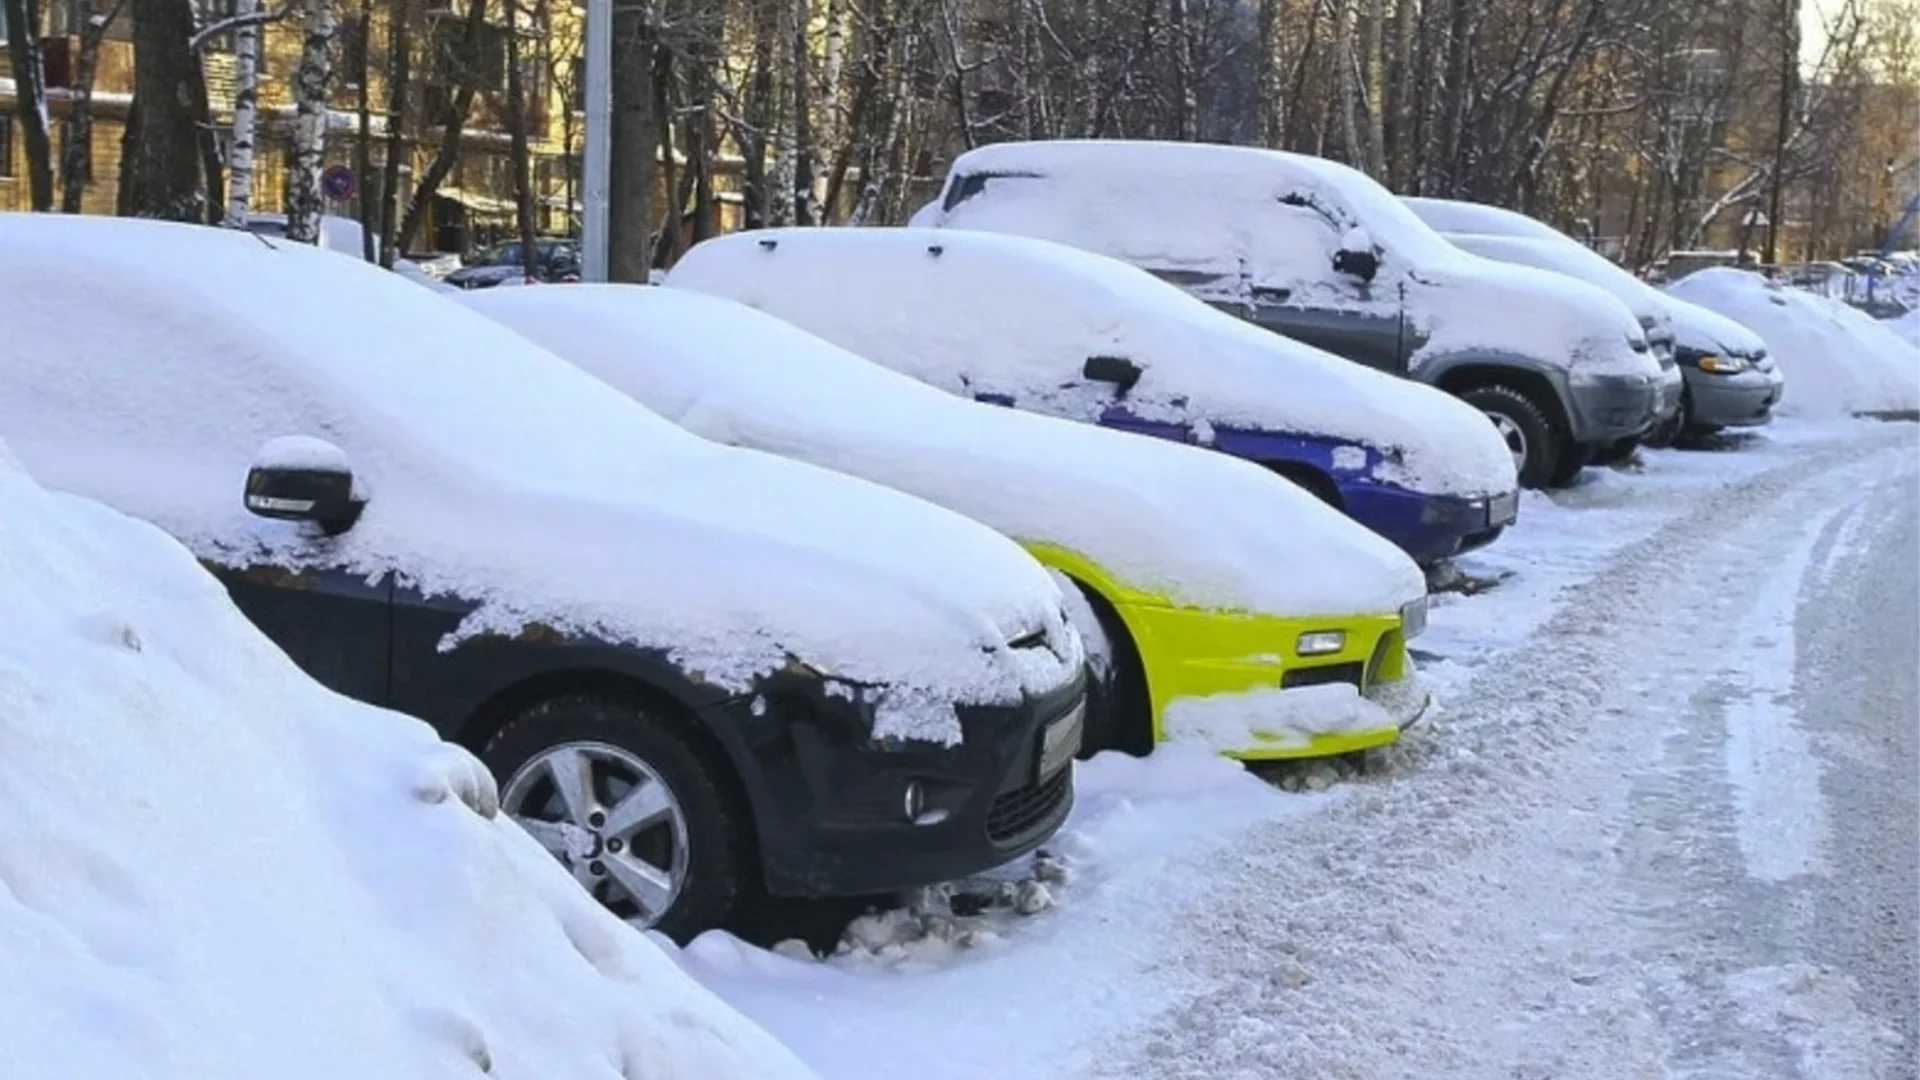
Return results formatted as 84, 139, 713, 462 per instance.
1296, 630, 1347, 656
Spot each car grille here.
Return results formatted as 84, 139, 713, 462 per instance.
1281, 662, 1365, 691
986, 766, 1070, 846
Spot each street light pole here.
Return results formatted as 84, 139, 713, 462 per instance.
580, 0, 612, 282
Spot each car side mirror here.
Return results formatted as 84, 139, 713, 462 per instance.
1083, 355, 1143, 393
1332, 247, 1380, 283
243, 436, 366, 536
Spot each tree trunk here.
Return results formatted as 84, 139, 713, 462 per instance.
394, 0, 486, 254
123, 0, 205, 220
1255, 0, 1280, 146
223, 0, 263, 224
1385, 0, 1415, 187
3, 0, 55, 210
1168, 0, 1197, 140
767, 0, 800, 225
286, 0, 338, 243
607, 0, 656, 281
1361, 0, 1387, 178
188, 38, 224, 223
377, 0, 408, 265
354, 0, 375, 260
59, 0, 116, 213
1437, 0, 1471, 192
1334, 0, 1361, 163
1763, 0, 1796, 265
505, 0, 538, 277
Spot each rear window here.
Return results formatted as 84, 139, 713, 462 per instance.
942, 170, 1040, 213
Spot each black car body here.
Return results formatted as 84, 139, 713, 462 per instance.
0, 214, 1087, 942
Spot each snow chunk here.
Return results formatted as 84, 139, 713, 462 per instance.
0, 439, 816, 1080
1665, 269, 1920, 419
466, 283, 1429, 620
253, 434, 350, 472
1162, 681, 1392, 751
0, 216, 1084, 745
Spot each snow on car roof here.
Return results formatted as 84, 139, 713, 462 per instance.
1399, 197, 1568, 243
664, 226, 1517, 500
1665, 268, 1919, 420
0, 214, 1080, 744
918, 141, 1657, 381
0, 437, 818, 1080
465, 284, 1429, 617
1441, 232, 1667, 322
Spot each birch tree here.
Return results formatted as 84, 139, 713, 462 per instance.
285, 0, 339, 243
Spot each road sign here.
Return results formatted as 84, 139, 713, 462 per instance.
322, 165, 356, 201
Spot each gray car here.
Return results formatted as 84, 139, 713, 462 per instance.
1403, 197, 1778, 442
913, 140, 1666, 489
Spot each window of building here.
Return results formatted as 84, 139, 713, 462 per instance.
0, 116, 14, 179
0, 2, 10, 43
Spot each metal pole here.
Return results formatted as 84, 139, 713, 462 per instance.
580, 0, 612, 282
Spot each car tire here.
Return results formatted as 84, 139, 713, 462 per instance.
1548, 442, 1591, 488
1461, 385, 1561, 490
1071, 584, 1154, 759
483, 694, 750, 944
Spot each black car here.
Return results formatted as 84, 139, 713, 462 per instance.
0, 215, 1089, 943
446, 239, 582, 290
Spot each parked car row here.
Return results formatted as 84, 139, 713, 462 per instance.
0, 143, 1793, 947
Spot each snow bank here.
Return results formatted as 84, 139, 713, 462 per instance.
1665, 269, 1920, 419
917, 140, 1658, 382
666, 227, 1518, 499
0, 439, 815, 1080
465, 284, 1428, 617
0, 214, 1082, 745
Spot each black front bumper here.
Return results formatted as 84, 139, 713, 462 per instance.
710, 668, 1088, 898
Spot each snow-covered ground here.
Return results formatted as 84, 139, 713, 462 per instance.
0, 439, 818, 1080
668, 417, 1919, 1080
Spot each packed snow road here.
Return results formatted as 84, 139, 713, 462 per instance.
680, 421, 1917, 1080
1094, 425, 1919, 1080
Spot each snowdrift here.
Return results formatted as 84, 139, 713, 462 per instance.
1665, 269, 1920, 419
0, 438, 817, 1080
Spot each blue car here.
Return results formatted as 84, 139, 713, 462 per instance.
666, 226, 1521, 566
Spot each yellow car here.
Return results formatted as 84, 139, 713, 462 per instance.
466, 285, 1432, 760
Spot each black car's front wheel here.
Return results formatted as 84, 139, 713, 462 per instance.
485, 695, 750, 943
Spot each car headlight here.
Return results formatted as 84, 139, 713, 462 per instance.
1296, 630, 1347, 656
1399, 597, 1429, 640
1697, 354, 1749, 374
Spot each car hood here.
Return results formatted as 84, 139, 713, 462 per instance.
0, 215, 1080, 744
1405, 255, 1662, 381
1665, 297, 1770, 359
472, 284, 1430, 618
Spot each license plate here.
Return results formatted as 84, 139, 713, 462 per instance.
1038, 701, 1085, 780
1488, 490, 1520, 527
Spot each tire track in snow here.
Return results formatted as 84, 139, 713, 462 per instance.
1089, 428, 1916, 1080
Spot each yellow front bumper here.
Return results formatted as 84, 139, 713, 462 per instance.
1026, 543, 1427, 761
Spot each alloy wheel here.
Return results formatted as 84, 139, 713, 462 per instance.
502, 740, 690, 927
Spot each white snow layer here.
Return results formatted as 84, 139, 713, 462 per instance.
1160, 680, 1403, 751
1665, 268, 1920, 419
914, 140, 1660, 382
0, 439, 817, 1080
664, 226, 1518, 499
465, 283, 1429, 617
0, 214, 1083, 746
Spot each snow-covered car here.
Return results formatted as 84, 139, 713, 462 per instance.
466, 282, 1432, 761
668, 226, 1518, 568
1665, 268, 1920, 421
0, 214, 1090, 943
243, 212, 463, 293
0, 435, 820, 1080
1403, 198, 1776, 441
912, 140, 1665, 488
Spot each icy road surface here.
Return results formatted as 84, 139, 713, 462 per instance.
681, 421, 1918, 1080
